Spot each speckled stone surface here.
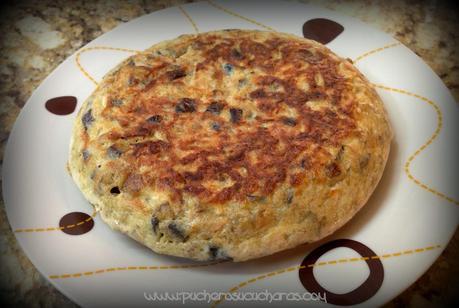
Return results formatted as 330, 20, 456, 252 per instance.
0, 0, 458, 306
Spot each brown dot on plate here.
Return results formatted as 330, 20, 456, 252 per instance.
59, 211, 94, 235
299, 239, 384, 305
45, 96, 77, 115
302, 18, 344, 44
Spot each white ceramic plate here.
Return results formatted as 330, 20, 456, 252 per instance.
3, 1, 459, 307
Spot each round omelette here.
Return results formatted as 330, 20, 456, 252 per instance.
69, 30, 392, 261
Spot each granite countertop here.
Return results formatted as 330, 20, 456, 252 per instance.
0, 0, 457, 306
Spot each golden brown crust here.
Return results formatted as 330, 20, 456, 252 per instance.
69, 30, 392, 261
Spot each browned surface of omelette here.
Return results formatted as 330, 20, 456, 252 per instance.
69, 30, 392, 261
